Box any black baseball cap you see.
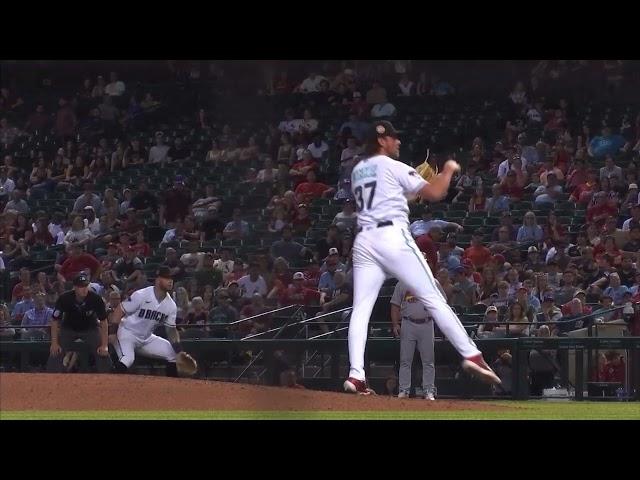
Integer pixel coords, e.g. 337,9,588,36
156,265,173,279
73,273,90,287
365,121,400,145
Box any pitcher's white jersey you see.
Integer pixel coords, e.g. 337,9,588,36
119,286,177,339
350,155,427,229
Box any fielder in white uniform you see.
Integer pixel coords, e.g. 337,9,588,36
111,266,182,377
344,120,500,394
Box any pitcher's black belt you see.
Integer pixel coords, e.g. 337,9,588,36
357,221,393,233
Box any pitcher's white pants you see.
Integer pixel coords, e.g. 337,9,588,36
114,326,177,368
348,224,480,381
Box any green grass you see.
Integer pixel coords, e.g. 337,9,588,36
2,402,639,420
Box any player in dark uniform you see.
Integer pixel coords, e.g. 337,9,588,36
47,273,112,373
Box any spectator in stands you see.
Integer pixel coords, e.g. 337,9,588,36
73,182,102,215
149,131,170,164
238,293,271,335
160,220,185,246
501,169,525,200
113,246,144,289
339,114,368,142
168,136,191,161
223,208,250,239
505,302,529,336
270,271,320,307
307,134,329,160
534,173,563,205
208,289,238,337
409,208,462,238
11,267,31,302
24,104,51,133
237,263,268,299
477,305,501,338
63,217,94,248
194,252,223,288
332,199,357,233
256,156,278,183
11,285,34,324
4,191,29,215
449,266,477,307
0,117,21,147
105,72,125,97
485,184,510,216
370,94,397,119
623,225,640,252
295,170,334,204
517,211,544,244
58,243,101,283
602,273,629,305
289,150,319,187
82,206,100,236
586,191,618,228
270,225,307,265
588,127,627,158
159,176,191,226
340,137,363,163
366,81,387,105
464,232,492,269
599,154,623,184
20,291,52,340
297,72,327,94
539,157,565,186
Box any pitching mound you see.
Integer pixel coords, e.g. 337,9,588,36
0,373,507,412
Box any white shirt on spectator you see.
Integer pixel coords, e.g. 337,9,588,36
526,108,542,123
341,146,363,162
64,228,94,246
622,217,637,231
497,160,512,180
299,75,326,93
398,81,414,96
161,229,179,245
300,119,318,133
307,141,329,160
257,168,278,183
0,178,15,194
237,275,268,298
105,80,126,96
278,119,303,134
84,218,101,235
371,103,396,118
149,144,170,163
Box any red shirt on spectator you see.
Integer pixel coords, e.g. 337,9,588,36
278,284,321,306
295,181,330,201
463,245,492,269
415,233,439,272
132,241,151,258
595,357,625,383
501,183,524,200
59,253,101,281
11,282,30,302
161,186,191,223
587,203,617,227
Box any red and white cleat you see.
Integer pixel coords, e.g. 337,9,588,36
462,354,502,385
344,377,376,395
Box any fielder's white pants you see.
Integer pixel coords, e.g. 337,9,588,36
114,326,177,368
348,224,480,381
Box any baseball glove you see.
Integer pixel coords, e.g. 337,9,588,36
176,351,198,376
415,160,438,181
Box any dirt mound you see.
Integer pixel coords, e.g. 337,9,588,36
0,373,506,412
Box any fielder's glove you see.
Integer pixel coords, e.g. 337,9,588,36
415,160,438,181
176,351,198,376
